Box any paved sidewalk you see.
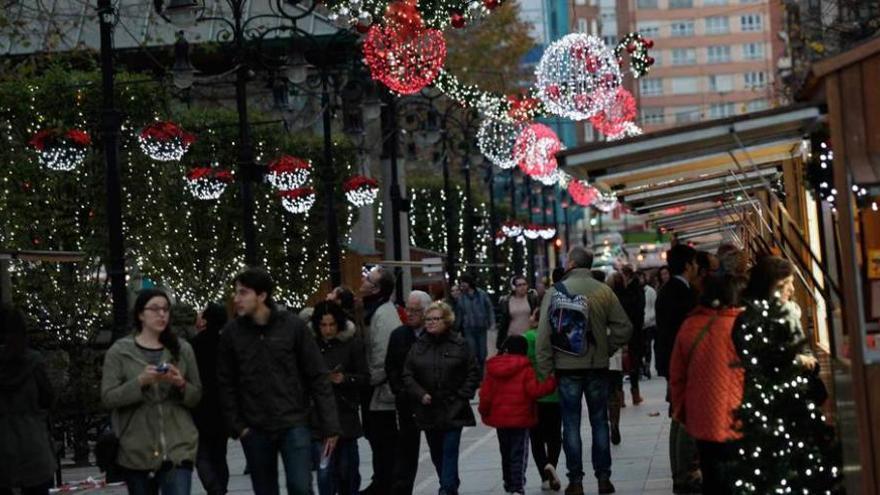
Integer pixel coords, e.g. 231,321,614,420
61,373,674,494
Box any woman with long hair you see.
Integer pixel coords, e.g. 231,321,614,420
101,289,202,494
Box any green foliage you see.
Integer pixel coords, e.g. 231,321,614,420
731,299,842,494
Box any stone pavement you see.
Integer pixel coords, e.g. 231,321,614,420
61,373,675,494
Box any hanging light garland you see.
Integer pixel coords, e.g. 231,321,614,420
279,187,316,214
138,120,196,161
614,32,655,78
328,0,505,31
501,219,523,238
523,223,541,239
494,230,506,246
538,226,556,240
593,190,619,212
266,155,311,190
535,33,622,121
343,175,380,207
590,86,637,139
184,167,233,200
28,128,91,171
513,123,564,178
534,169,562,186
568,179,598,206
477,117,523,169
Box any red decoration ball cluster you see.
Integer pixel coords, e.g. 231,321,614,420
140,121,196,145
590,87,637,138
28,128,92,150
343,175,380,192
567,179,598,207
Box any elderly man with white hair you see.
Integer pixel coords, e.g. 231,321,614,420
385,290,433,495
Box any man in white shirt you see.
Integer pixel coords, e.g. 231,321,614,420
639,270,657,378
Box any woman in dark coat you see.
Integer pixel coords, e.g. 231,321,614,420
190,302,229,495
310,302,369,495
0,305,56,495
403,301,480,495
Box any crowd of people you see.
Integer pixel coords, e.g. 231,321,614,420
0,241,823,495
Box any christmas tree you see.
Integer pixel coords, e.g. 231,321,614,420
731,298,842,494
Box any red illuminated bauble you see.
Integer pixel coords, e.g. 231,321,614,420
644,38,654,48
385,0,423,40
513,123,563,178
484,0,499,9
363,24,447,94
568,179,598,207
450,11,466,28
590,86,637,139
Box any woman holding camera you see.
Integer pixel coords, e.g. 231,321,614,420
101,289,202,494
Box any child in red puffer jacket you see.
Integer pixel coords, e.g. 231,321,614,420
479,335,556,495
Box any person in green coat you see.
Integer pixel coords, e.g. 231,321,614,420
524,314,563,491
101,289,202,494
0,305,56,495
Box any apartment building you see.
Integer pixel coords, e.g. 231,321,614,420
630,0,781,131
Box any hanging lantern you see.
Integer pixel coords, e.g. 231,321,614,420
535,34,622,121
477,118,523,170
513,123,564,177
267,155,311,190
593,190,618,212
343,175,380,207
523,223,541,239
568,179,598,206
362,14,447,95
28,128,91,171
279,187,316,214
138,121,196,161
502,220,523,238
184,167,233,200
590,86,638,139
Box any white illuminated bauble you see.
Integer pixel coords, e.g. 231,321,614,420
477,118,523,170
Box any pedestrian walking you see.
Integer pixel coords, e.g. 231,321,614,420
217,268,340,495
479,335,556,495
524,313,563,491
669,274,745,495
101,289,202,495
456,273,494,375
655,245,702,494
191,302,229,495
0,305,56,495
536,247,632,495
403,301,480,495
309,301,369,495
495,275,538,351
604,273,626,446
385,290,433,495
640,271,657,379
358,266,402,495
656,266,671,291
616,265,645,405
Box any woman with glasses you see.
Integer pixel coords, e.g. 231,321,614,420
101,289,202,494
403,301,480,495
495,275,538,352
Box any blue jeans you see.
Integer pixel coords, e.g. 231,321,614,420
557,372,612,483
424,428,463,494
311,438,359,495
463,327,487,374
240,426,311,495
124,465,192,495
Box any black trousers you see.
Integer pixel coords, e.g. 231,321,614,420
392,404,422,495
498,428,530,493
529,401,562,479
696,440,740,495
642,326,656,371
364,409,398,493
0,482,51,495
196,432,229,495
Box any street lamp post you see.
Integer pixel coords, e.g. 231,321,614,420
509,169,523,276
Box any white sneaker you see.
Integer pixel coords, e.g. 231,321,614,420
541,479,552,490
545,464,562,491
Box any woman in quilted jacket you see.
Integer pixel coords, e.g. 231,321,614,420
479,335,556,495
669,274,745,495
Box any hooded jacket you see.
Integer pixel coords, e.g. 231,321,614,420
100,336,202,471
478,354,556,429
310,320,369,439
0,349,56,487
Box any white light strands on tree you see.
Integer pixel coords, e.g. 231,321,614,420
184,167,233,200
343,175,380,207
536,34,622,121
28,129,92,171
266,155,311,190
477,118,522,169
513,123,564,178
593,190,618,212
279,187,316,214
138,121,196,161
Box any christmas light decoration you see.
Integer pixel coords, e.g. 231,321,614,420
363,14,447,95
606,121,643,141
184,167,233,200
568,179,598,206
343,175,380,207
266,155,311,190
590,86,637,138
523,223,541,239
477,118,523,169
138,120,196,161
513,123,564,177
593,190,618,212
535,34,623,121
502,219,523,237
28,128,91,171
494,230,506,245
534,169,561,186
538,226,556,240
433,70,546,123
279,187,316,214
806,137,836,204
328,0,507,30
614,32,655,78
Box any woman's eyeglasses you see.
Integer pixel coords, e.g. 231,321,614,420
424,317,443,322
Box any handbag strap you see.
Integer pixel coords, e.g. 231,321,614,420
686,314,718,364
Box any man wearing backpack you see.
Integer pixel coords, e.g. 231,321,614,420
536,247,632,495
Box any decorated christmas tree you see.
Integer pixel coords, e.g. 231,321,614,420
731,298,842,494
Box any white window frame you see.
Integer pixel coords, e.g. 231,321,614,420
707,45,732,63
672,48,697,65
742,42,764,60
740,14,763,32
744,71,767,88
709,74,735,92
640,107,665,125
671,20,695,37
671,77,700,95
705,16,730,35
709,102,736,118
640,78,663,96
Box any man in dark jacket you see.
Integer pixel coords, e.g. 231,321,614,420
618,265,646,404
655,245,701,494
217,268,341,495
385,290,432,495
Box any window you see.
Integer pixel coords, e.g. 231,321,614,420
637,22,660,39
709,74,735,92
705,16,729,34
671,20,695,37
673,106,701,123
742,42,765,60
746,99,769,112
603,35,618,47
671,77,700,94
640,78,663,96
637,0,658,8
710,103,736,118
577,18,588,33
744,71,767,88
641,107,665,125
703,0,727,5
575,0,587,5
672,48,697,65
741,14,763,32
669,0,693,8
707,45,732,63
